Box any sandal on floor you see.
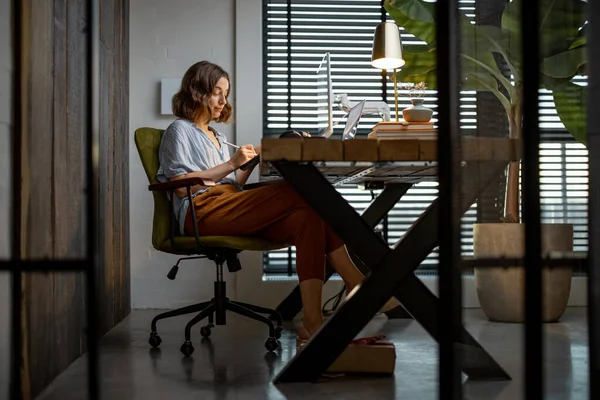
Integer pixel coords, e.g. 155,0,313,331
296,337,308,348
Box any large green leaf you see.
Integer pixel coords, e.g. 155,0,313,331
461,72,494,91
569,33,586,50
502,0,586,58
396,50,513,111
394,50,438,88
472,25,521,80
386,0,586,145
386,0,519,96
542,47,587,79
552,82,587,145
386,0,500,61
540,74,576,90
461,53,515,100
385,0,437,46
462,73,511,113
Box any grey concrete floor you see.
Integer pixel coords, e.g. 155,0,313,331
35,307,589,400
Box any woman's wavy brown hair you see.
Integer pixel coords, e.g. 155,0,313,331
172,61,233,123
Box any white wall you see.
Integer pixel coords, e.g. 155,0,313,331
0,0,11,397
129,0,238,308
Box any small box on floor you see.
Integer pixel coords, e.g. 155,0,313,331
326,342,396,375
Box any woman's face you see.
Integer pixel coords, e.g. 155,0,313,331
207,76,229,120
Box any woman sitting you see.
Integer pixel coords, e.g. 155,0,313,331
157,61,399,344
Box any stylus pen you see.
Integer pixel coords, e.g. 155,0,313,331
222,140,239,149
223,140,260,171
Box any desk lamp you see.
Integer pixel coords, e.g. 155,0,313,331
371,21,405,122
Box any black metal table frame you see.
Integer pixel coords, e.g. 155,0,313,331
273,181,413,321
271,160,512,383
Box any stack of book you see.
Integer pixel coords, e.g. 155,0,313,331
367,121,436,140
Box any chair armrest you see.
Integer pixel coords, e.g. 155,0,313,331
243,179,287,191
148,177,216,192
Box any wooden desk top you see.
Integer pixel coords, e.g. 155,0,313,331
260,137,519,185
261,137,521,163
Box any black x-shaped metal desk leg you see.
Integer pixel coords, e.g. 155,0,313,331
273,161,511,383
272,183,413,321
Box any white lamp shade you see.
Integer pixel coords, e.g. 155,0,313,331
371,21,405,69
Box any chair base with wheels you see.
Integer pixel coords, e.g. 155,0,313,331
147,252,283,356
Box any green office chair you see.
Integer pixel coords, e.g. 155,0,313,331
134,127,288,355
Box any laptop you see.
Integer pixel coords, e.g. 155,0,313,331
318,99,366,140
341,99,365,140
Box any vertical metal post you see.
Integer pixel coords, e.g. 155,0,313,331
10,0,23,398
286,247,293,276
393,68,398,122
86,0,100,398
588,0,600,397
521,0,543,398
286,0,291,130
380,0,387,105
436,0,462,398
262,0,268,134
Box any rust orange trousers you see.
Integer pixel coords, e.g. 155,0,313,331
185,183,343,282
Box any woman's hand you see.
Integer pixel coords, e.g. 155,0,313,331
229,144,257,169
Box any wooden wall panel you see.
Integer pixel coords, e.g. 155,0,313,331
119,0,131,317
112,0,124,326
51,0,73,385
19,0,130,398
97,31,111,337
96,0,132,335
20,0,57,396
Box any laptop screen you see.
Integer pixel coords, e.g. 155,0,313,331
341,100,366,140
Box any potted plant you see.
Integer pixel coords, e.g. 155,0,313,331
385,0,587,322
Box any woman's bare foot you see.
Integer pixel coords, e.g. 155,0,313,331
296,319,322,347
297,324,311,341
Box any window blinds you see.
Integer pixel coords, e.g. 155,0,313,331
262,0,588,274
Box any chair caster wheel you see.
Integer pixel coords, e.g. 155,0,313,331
148,332,162,348
180,341,195,357
274,326,283,339
200,326,212,338
265,337,278,352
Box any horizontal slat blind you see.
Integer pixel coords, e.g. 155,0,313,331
263,0,477,274
264,0,387,137
262,0,588,275
264,0,474,136
537,80,588,255
540,142,588,251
